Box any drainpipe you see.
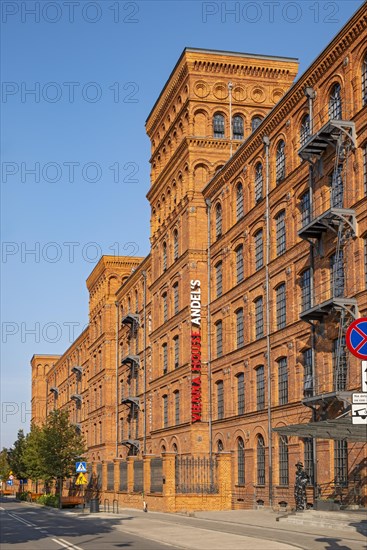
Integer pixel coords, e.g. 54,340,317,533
115,301,119,458
142,270,147,456
305,87,316,134
228,82,233,158
205,198,213,467
263,135,273,508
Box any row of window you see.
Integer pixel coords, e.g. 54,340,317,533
213,113,263,140
162,390,180,427
161,335,180,374
234,436,348,487
161,283,180,323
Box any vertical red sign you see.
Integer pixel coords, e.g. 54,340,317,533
190,280,201,422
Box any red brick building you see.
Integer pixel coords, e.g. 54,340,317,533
31,4,367,511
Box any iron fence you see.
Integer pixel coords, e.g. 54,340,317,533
175,456,218,494
107,462,114,491
133,460,144,493
150,458,163,493
119,461,127,492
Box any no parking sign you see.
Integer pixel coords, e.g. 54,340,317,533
346,318,367,360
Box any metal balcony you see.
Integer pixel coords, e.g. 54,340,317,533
121,439,140,451
71,366,83,376
298,207,357,240
70,393,82,404
121,354,140,368
298,119,356,161
121,313,140,327
300,296,358,323
50,387,59,396
121,396,140,407
302,390,352,408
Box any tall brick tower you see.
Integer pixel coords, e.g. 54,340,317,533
145,48,299,454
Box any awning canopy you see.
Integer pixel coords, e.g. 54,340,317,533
273,418,367,443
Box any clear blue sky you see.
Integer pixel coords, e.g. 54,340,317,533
1,0,364,448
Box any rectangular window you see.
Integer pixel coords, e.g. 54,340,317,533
255,297,264,339
237,373,245,415
364,145,367,196
163,293,168,322
300,190,310,227
216,262,223,297
174,336,179,369
236,246,244,283
279,436,289,486
276,211,286,256
303,348,313,397
217,381,224,420
163,395,168,428
216,321,223,358
236,308,244,348
162,343,168,375
330,251,344,298
304,438,314,485
278,357,288,405
175,391,180,425
173,283,179,315
256,366,265,410
276,284,286,329
333,337,347,391
334,440,348,486
255,230,263,270
301,269,312,311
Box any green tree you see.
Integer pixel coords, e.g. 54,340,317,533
23,425,45,483
8,430,27,479
0,447,10,481
39,410,86,484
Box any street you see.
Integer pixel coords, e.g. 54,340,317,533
0,498,177,550
1,497,366,550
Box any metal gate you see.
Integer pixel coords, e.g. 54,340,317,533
133,460,143,492
107,462,114,491
150,458,163,493
175,456,218,494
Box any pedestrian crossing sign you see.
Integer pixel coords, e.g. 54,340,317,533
76,473,87,485
76,461,87,473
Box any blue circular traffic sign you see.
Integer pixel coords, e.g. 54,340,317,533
346,318,367,360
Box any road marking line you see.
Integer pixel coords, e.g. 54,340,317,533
0,506,5,510
8,513,35,527
52,538,83,550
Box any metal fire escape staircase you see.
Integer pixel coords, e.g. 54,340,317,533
120,313,141,453
298,116,358,412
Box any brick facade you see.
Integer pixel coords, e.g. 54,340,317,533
31,4,367,511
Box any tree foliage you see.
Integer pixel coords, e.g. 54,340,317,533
0,447,10,480
8,430,27,479
9,410,86,484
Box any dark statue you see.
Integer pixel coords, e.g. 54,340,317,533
294,461,309,511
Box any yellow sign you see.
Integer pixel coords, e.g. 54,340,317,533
75,473,87,485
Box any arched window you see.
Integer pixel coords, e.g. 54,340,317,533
216,380,224,419
213,113,225,138
162,241,167,271
277,357,288,405
174,391,180,425
235,245,244,283
162,342,168,374
255,162,263,203
215,203,222,238
172,443,178,454
329,83,342,120
232,115,244,140
162,292,168,322
257,435,266,485
276,283,286,329
363,53,367,106
217,439,224,452
215,320,223,358
173,229,179,260
279,436,289,486
237,372,245,415
237,437,245,485
275,210,286,256
236,308,244,348
162,394,168,428
300,114,310,146
254,229,263,271
236,183,244,221
275,140,286,184
251,116,263,132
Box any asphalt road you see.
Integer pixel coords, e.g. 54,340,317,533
0,498,178,550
